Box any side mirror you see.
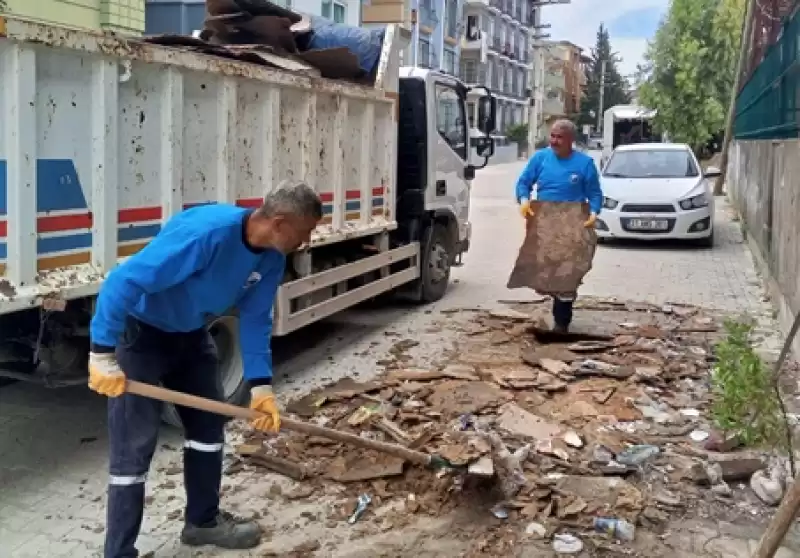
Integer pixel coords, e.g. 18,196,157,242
477,95,497,135
475,136,495,158
704,165,721,178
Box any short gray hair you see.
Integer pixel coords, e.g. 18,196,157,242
259,179,323,220
552,119,577,139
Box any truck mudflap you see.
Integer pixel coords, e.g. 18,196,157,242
272,242,419,335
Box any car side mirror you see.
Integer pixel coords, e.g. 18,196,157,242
477,95,497,135
704,166,721,178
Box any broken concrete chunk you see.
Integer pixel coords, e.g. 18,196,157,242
689,454,766,485
426,380,508,418
563,431,583,448
489,308,531,321
329,456,405,483
467,456,495,477
539,358,571,376
496,403,562,440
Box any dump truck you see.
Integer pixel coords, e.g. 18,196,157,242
0,15,497,413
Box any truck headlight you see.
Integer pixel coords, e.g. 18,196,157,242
679,194,709,210
603,197,619,210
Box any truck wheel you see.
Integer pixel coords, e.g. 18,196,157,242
162,314,249,427
419,224,452,303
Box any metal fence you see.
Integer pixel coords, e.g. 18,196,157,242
734,0,800,139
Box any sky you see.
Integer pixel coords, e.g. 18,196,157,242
542,0,669,78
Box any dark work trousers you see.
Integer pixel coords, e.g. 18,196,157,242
105,317,226,558
552,296,575,328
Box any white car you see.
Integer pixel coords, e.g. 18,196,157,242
595,143,720,247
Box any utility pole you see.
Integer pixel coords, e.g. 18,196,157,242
596,60,606,133
713,0,755,196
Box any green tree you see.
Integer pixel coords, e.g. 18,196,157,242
638,0,746,150
578,24,632,129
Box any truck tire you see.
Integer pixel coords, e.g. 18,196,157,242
162,314,249,427
419,223,452,303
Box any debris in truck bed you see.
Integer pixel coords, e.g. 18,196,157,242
140,0,386,83
225,296,793,555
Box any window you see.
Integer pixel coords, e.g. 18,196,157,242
435,84,467,160
333,3,345,23
321,0,346,22
419,38,432,68
603,149,699,179
443,49,456,74
445,0,458,38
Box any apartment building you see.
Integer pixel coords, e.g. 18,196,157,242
540,40,588,130
413,0,463,72
458,0,532,133
3,0,145,34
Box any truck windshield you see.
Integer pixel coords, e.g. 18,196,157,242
612,119,661,148
603,149,699,179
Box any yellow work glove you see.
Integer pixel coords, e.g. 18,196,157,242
519,200,535,218
583,213,597,228
88,352,127,397
250,385,281,434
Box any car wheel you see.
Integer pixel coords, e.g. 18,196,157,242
162,314,248,427
419,224,452,303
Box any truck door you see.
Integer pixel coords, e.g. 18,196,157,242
429,81,470,243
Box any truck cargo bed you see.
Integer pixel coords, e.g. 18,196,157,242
0,16,401,314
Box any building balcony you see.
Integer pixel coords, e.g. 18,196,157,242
462,32,487,56
464,0,490,6
460,67,487,85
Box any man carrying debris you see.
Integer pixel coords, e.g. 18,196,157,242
514,119,603,332
88,181,322,557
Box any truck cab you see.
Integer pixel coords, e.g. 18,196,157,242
394,67,495,301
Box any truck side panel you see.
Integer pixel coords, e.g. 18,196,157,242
0,16,399,315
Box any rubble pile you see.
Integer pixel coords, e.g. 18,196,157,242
139,0,386,83
231,297,787,554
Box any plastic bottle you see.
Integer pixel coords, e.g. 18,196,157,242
593,517,636,541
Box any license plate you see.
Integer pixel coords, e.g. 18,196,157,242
628,219,669,230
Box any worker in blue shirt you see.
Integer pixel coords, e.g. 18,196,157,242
515,119,603,333
88,181,322,557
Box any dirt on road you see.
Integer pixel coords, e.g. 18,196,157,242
139,297,800,557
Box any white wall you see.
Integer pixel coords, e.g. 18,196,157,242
291,0,361,27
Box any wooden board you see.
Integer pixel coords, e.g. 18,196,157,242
506,202,597,297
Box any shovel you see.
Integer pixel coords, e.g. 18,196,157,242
126,380,471,472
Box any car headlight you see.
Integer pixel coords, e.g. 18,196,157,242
603,197,619,210
679,193,709,210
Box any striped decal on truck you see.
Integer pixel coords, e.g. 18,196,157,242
0,158,390,272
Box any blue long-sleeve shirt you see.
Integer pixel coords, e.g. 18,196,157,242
90,204,286,382
515,147,603,215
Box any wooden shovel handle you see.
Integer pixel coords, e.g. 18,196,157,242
126,380,432,466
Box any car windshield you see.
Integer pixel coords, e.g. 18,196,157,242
603,149,699,179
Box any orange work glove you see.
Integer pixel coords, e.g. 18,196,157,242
583,213,597,228
519,200,535,218
250,385,281,434
88,352,127,397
